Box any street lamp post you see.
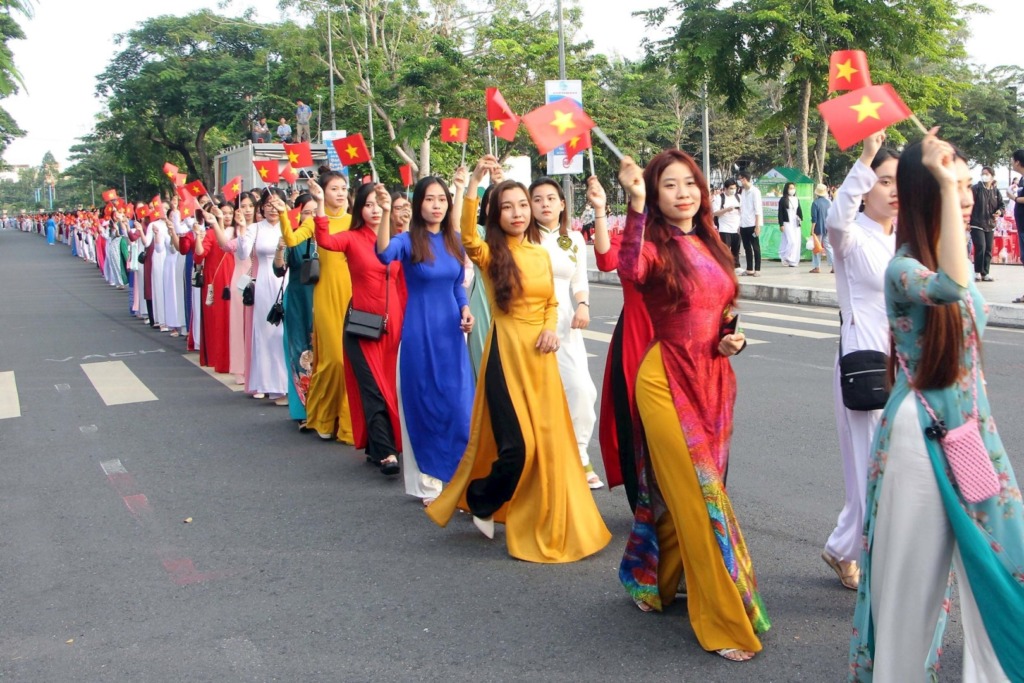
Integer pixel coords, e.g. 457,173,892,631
556,0,572,207
325,4,336,131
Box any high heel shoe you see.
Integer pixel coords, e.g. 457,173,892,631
472,515,494,539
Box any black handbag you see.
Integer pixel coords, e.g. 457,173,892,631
138,252,146,264
242,281,256,306
191,262,204,288
266,278,285,326
344,266,389,340
838,313,889,411
299,239,320,285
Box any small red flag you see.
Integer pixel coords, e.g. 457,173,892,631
522,99,595,156
818,84,912,151
222,176,243,203
149,199,165,220
331,133,372,167
491,116,520,143
163,162,178,180
115,198,127,211
180,193,198,219
440,118,470,143
486,88,516,122
829,50,872,92
185,179,207,198
399,164,414,188
101,189,118,202
281,164,299,185
137,205,150,219
175,185,191,203
283,141,313,168
173,173,187,188
564,130,592,163
286,206,302,228
253,160,280,184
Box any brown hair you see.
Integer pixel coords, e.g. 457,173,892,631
641,149,737,308
892,141,969,390
485,180,530,313
408,177,462,264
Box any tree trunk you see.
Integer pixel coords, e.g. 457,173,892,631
783,125,793,167
797,78,812,175
420,137,431,178
812,118,829,184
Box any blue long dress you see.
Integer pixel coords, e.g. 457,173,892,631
45,218,56,245
378,231,473,482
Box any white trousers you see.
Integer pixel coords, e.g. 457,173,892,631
396,345,443,500
555,328,597,469
870,396,1007,682
826,362,882,561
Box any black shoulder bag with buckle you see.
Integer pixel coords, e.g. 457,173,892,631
344,263,389,340
838,311,890,411
266,273,286,326
299,237,320,285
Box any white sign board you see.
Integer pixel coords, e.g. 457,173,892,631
544,80,584,176
322,130,349,175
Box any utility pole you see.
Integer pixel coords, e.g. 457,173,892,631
326,4,336,131
556,0,572,208
701,81,711,186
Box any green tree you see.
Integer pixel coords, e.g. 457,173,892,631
0,0,32,162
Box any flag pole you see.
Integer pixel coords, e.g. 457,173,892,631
461,142,467,168
592,127,624,161
909,113,930,136
486,123,493,157
588,147,595,178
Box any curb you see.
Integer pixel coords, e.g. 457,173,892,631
588,269,1024,329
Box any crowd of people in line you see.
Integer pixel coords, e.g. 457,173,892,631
13,134,1024,680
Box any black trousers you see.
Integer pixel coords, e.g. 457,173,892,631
720,232,741,268
342,321,398,462
609,315,638,512
146,299,155,327
971,228,994,276
740,226,761,272
466,335,526,519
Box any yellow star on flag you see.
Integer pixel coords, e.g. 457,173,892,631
232,183,241,192
287,151,299,164
448,124,461,138
850,96,884,123
345,144,359,159
568,136,580,149
550,109,576,136
258,167,268,178
492,119,504,131
834,59,858,83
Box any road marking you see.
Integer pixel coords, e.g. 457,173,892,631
100,459,128,476
80,361,158,406
0,371,21,420
182,354,243,392
55,383,71,392
739,322,838,340
741,301,838,316
582,330,612,343
740,311,840,327
79,425,98,434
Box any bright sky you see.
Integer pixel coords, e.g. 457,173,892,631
3,0,1016,169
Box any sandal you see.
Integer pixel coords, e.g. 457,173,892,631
1013,296,1024,304
379,455,400,476
716,648,755,662
822,549,860,590
635,598,654,613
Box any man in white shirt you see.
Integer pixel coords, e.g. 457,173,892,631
738,172,763,276
714,178,742,268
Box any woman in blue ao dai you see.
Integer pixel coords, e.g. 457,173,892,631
377,177,475,504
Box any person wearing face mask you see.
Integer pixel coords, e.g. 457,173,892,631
713,178,742,269
738,172,763,276
969,166,1005,282
822,132,900,591
777,182,803,267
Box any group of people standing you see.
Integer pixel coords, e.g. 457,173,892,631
29,131,1024,678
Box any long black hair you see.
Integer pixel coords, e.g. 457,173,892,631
408,176,461,264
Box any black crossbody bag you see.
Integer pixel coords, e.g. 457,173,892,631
299,238,320,285
344,265,389,340
838,312,889,411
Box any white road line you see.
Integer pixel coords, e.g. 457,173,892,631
0,371,21,420
740,322,838,340
181,354,244,392
581,330,613,343
740,301,838,315
100,459,128,476
740,311,840,327
80,361,159,406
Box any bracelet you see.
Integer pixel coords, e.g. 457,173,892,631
577,302,589,307
594,214,606,219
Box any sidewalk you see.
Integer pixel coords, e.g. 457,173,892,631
586,245,1024,329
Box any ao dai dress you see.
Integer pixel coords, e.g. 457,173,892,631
377,231,473,496
536,228,598,475
238,220,288,396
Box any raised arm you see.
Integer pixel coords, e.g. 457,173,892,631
461,156,498,268
588,175,611,257
279,197,314,248
616,156,653,284
826,132,884,255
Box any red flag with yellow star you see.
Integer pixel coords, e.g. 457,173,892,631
162,162,179,181
179,193,198,220
101,189,118,203
331,133,372,167
440,118,470,143
287,206,302,229
173,173,187,188
522,99,595,155
253,160,280,184
486,88,515,121
280,164,299,185
222,176,243,203
491,116,519,143
829,50,871,92
137,204,150,219
564,130,592,163
399,164,414,188
185,179,208,198
283,141,313,168
818,84,912,150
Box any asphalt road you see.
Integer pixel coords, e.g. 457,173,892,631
2,228,1022,682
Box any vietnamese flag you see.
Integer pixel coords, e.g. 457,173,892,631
173,173,187,188
486,88,516,121
180,193,198,220
399,164,414,188
818,83,912,150
175,184,191,203
149,199,165,220
137,204,150,219
564,130,592,163
286,206,302,229
491,116,520,142
829,50,871,92
281,164,299,185
253,160,280,184
185,179,208,198
222,176,243,203
331,133,372,167
283,141,313,168
162,162,179,181
440,118,470,143
101,189,118,202
522,99,595,155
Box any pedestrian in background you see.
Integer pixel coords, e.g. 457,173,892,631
969,165,1004,282
738,171,763,276
809,183,832,273
295,100,312,143
777,181,803,267
1012,150,1024,303
714,177,742,269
